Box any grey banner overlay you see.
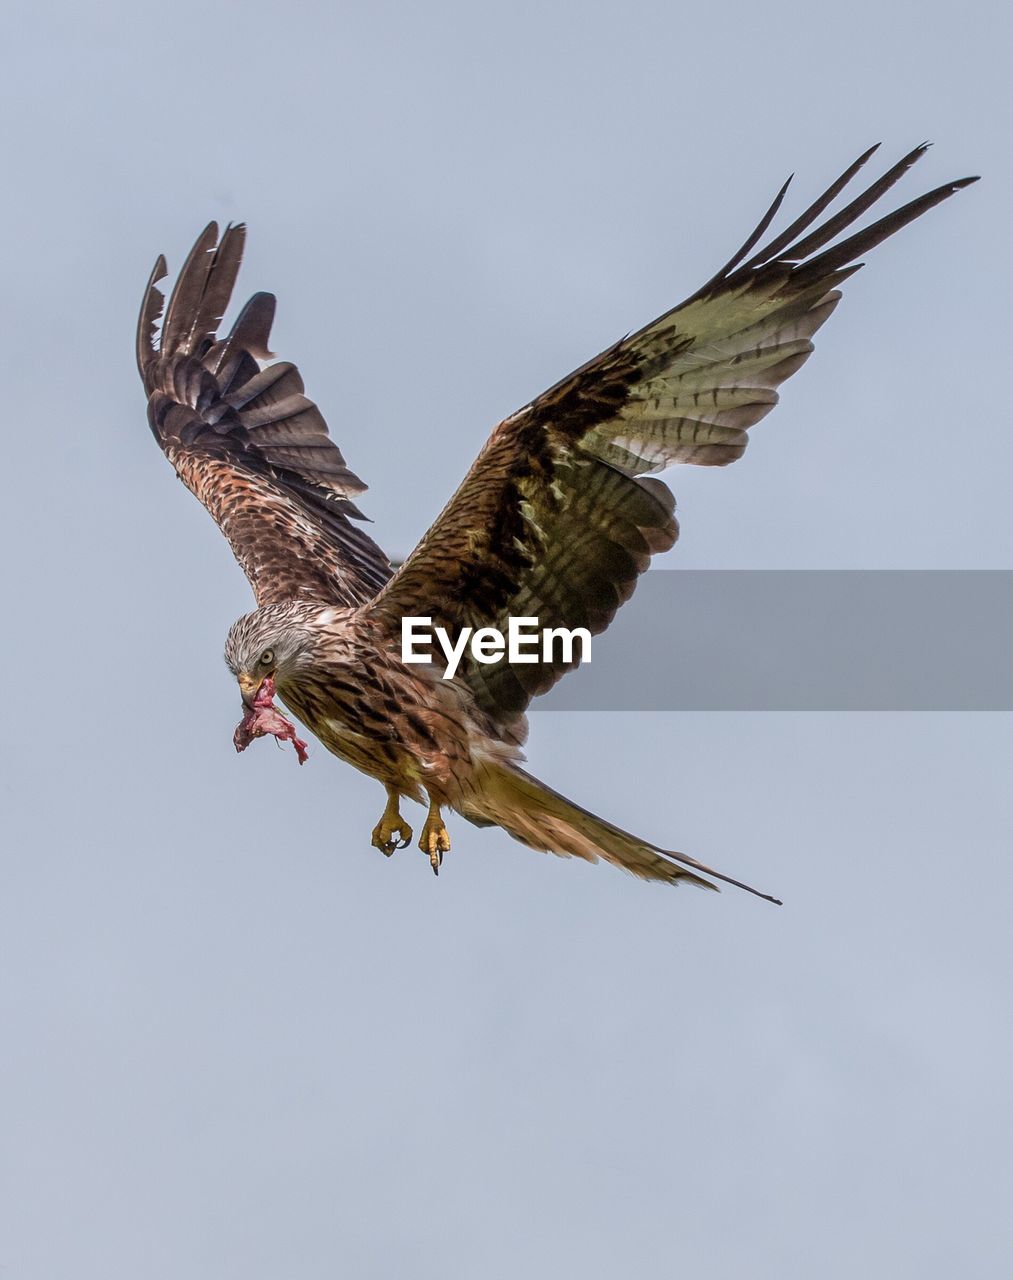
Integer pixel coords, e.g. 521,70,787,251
534,571,1013,711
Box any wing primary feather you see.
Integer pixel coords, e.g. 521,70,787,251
136,254,167,378
225,291,277,361
180,222,246,358
776,142,932,263
206,291,278,389
738,142,882,272
792,173,979,283
161,222,219,357
687,173,793,302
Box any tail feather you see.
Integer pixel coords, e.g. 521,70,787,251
462,763,781,903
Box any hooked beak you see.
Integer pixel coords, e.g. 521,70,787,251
238,672,263,709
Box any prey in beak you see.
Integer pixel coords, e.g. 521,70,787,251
233,672,309,765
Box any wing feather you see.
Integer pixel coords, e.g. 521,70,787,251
138,223,391,606
369,146,977,739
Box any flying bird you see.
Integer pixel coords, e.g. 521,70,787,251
137,143,976,901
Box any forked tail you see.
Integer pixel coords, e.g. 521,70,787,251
461,762,781,903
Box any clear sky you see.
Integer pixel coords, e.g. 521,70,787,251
1,2,1010,1277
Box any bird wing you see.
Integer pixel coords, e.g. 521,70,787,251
138,223,392,607
368,145,977,739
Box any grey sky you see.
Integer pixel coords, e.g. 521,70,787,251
1,2,1010,1277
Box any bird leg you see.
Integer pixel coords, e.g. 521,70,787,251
371,786,413,857
419,794,451,875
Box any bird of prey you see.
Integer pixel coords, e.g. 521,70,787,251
137,143,975,902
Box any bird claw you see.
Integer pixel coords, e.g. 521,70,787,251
419,820,451,875
371,815,413,857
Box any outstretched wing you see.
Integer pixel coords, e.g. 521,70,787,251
368,144,977,739
138,223,392,607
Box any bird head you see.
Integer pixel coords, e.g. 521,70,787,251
224,605,314,707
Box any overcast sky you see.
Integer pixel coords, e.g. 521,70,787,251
2,2,1011,1277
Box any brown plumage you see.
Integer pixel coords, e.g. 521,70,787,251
138,143,976,899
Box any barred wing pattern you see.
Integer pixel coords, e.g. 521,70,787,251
138,223,391,607
370,144,976,738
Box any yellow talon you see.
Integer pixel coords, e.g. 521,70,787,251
419,814,451,875
371,790,413,856
371,815,413,856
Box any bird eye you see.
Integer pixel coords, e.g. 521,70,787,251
259,648,275,668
